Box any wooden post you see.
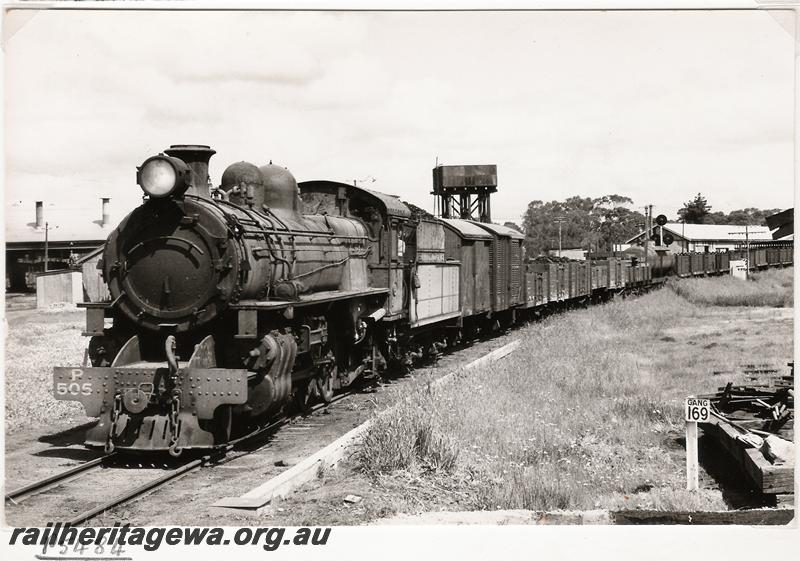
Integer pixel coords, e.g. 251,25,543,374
643,206,649,263
684,396,708,491
686,420,699,490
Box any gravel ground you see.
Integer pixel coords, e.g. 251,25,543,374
3,304,516,526
5,306,91,434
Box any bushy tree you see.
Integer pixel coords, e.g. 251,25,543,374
723,208,783,226
704,211,727,224
597,206,646,249
677,193,713,224
676,197,784,225
521,195,644,256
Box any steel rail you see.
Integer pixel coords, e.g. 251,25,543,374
65,455,212,526
12,334,486,522
60,392,354,525
5,453,116,504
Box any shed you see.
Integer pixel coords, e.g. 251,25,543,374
625,223,783,254
5,199,117,291
35,270,83,308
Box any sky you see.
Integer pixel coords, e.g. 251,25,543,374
3,8,796,230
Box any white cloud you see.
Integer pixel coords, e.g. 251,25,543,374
3,9,794,227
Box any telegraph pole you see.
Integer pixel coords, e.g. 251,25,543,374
558,221,562,258
746,225,751,275
44,221,49,272
682,219,686,252
728,226,752,279
554,217,566,258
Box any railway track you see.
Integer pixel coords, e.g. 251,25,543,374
5,393,352,526
5,453,115,505
6,328,520,526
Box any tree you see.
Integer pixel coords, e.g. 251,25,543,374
521,194,644,257
680,205,785,226
723,208,783,226
704,211,727,225
597,206,646,250
503,221,523,233
677,193,713,224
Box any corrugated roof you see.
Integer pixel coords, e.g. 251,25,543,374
625,222,778,244
663,223,774,241
439,218,493,239
470,221,525,239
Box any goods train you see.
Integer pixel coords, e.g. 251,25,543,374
621,244,792,279
53,145,792,455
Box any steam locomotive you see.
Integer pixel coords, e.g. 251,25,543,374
52,145,789,455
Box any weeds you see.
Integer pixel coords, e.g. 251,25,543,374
355,391,460,475
355,282,792,513
414,424,460,472
669,267,793,307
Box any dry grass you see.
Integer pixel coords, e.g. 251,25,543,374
356,391,460,475
4,307,89,432
354,283,793,513
669,267,793,308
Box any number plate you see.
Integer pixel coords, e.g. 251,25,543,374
685,397,710,422
54,366,248,419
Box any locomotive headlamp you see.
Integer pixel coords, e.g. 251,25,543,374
137,155,191,198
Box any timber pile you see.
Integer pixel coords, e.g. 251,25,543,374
699,364,794,508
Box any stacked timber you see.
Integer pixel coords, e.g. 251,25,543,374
699,366,794,508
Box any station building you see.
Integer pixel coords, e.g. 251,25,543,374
625,222,793,255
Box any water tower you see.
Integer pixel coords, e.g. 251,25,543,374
432,164,497,223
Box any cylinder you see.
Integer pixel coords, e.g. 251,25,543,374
35,201,44,229
101,197,110,227
164,145,217,198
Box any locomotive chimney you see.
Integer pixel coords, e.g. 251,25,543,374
35,201,44,229
164,144,217,197
101,197,111,227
